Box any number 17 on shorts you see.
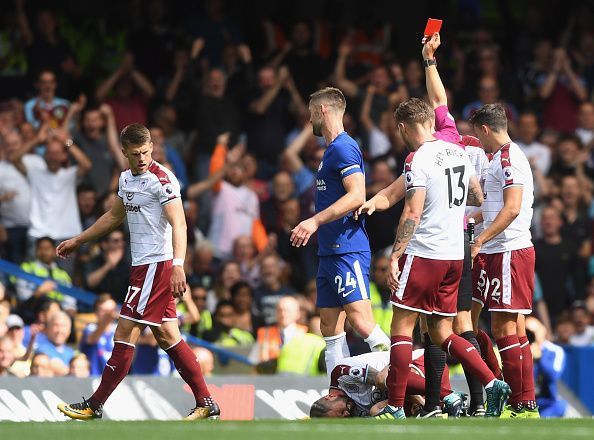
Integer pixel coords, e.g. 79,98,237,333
316,251,371,308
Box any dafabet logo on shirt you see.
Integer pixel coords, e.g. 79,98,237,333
125,203,141,213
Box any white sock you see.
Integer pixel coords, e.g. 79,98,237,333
324,332,348,377
364,325,391,351
341,335,350,358
485,379,496,389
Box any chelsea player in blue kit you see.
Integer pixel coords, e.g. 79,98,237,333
290,87,390,374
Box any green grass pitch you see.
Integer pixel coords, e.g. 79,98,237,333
1,419,594,440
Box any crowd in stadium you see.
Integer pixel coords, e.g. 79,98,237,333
1,0,594,382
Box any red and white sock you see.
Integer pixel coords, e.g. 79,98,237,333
442,334,495,387
90,341,135,408
496,335,523,405
166,340,212,406
476,329,503,380
519,335,536,408
386,335,412,408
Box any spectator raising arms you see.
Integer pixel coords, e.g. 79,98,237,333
207,134,265,259
95,53,155,131
538,48,588,133
247,66,306,176
65,98,126,196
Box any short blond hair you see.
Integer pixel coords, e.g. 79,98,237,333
309,87,346,112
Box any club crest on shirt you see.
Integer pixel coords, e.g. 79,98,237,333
139,179,148,191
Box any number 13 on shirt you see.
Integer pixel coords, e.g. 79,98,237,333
445,165,466,208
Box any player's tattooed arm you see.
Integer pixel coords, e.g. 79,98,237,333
392,219,417,255
466,175,484,207
387,187,424,291
391,188,421,255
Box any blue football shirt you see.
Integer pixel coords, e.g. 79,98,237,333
36,340,75,366
315,132,370,256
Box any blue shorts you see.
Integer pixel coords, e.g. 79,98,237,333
316,251,371,308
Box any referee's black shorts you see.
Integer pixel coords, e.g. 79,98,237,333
457,232,473,311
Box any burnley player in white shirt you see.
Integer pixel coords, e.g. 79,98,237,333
55,124,218,421
374,98,510,421
468,104,540,418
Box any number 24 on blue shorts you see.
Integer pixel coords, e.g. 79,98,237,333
316,251,371,308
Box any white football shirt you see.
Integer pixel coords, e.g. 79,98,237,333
403,139,475,260
117,161,181,266
481,142,534,253
330,350,424,416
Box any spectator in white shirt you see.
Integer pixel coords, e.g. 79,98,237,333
11,128,91,263
515,111,551,175
207,138,261,260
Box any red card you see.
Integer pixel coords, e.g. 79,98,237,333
424,18,443,38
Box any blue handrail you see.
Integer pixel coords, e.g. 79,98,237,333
0,258,255,366
0,258,98,304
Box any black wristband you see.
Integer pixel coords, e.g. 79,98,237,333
423,58,437,67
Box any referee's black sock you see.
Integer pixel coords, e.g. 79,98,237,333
460,330,484,407
423,332,445,410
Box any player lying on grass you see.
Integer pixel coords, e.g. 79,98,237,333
309,350,466,418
